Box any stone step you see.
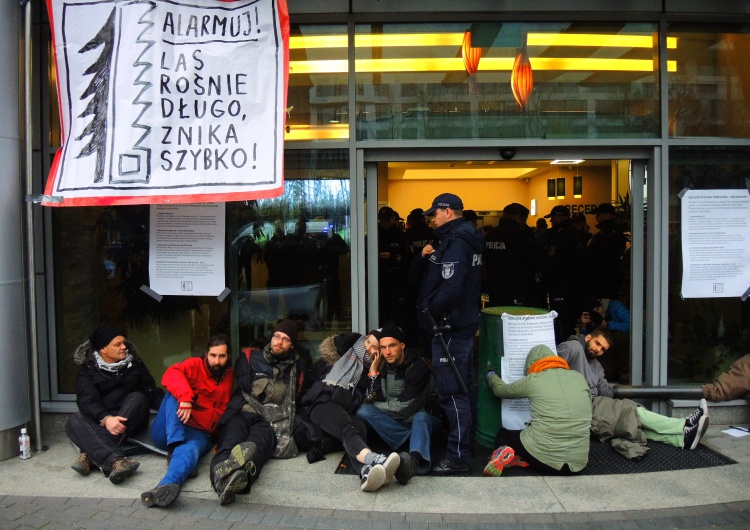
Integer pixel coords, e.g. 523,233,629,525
670,399,750,425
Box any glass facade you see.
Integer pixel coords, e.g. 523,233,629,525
668,24,750,138
36,9,750,399
355,22,660,140
667,147,750,385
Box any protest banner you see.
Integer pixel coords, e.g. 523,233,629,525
44,0,289,206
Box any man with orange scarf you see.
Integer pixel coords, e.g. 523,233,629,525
485,345,592,475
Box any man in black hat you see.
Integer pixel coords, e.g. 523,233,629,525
584,203,627,300
541,205,584,343
206,319,308,505
483,203,536,307
378,206,407,327
66,326,164,485
415,192,484,475
356,322,438,480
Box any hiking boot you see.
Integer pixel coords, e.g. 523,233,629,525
215,469,249,506
108,456,139,485
394,451,416,485
167,449,198,479
212,442,258,484
684,415,710,450
432,457,470,476
360,464,386,492
141,483,181,508
684,399,708,429
483,446,515,477
71,453,92,476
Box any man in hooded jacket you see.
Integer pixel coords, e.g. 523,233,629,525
414,192,484,475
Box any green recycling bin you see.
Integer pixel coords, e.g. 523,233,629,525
476,306,551,448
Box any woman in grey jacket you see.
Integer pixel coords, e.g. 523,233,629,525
485,345,592,475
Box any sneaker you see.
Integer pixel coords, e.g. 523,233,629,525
684,399,708,429
394,452,416,485
360,464,386,492
431,457,470,476
108,456,139,485
71,453,92,476
483,446,515,477
141,483,181,508
215,469,249,506
507,454,530,468
684,415,710,450
212,442,258,484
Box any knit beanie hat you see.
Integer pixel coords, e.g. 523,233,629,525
274,319,303,345
89,326,122,352
378,322,405,344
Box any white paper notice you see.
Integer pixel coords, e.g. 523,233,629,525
680,189,750,299
149,203,226,296
500,312,558,430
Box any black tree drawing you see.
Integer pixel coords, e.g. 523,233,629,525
75,8,116,183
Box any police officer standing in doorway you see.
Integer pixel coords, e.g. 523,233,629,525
415,193,484,475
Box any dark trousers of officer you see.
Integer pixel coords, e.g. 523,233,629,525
309,401,369,474
65,391,150,472
210,410,275,492
431,334,476,466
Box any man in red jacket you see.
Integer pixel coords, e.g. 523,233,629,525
141,334,234,508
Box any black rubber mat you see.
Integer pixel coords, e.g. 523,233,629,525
334,437,735,477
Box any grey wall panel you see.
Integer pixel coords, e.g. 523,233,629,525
0,2,19,141
0,136,23,283
288,0,350,15
665,0,750,15
0,283,30,428
351,0,661,14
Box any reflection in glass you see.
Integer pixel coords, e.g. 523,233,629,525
667,147,750,384
668,24,750,138
355,22,660,140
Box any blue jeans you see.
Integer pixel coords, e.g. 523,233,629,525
356,404,439,475
151,393,213,487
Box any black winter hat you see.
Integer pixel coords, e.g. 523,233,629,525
378,322,405,343
89,326,123,352
333,333,362,355
274,319,304,345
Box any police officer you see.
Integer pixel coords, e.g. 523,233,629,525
483,203,536,307
415,193,483,475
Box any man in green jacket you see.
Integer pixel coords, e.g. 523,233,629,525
485,344,592,475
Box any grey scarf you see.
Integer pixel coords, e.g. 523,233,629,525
94,351,133,374
323,335,370,388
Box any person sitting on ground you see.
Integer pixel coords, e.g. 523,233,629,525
702,354,750,403
208,319,308,506
356,322,438,481
66,326,164,484
141,334,234,508
300,330,403,492
557,330,710,457
485,344,592,476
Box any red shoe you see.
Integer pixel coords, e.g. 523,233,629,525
483,446,515,477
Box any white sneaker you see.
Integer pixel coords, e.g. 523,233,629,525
360,464,386,492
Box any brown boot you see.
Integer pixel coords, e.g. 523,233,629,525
71,453,92,476
109,456,140,485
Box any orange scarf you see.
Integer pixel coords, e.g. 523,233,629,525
527,356,569,374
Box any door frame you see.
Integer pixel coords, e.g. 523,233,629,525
353,146,655,388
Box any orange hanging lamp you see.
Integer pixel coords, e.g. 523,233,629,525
461,31,482,93
511,42,533,111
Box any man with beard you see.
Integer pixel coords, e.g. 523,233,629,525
557,330,710,455
207,319,308,505
141,334,234,508
415,193,484,475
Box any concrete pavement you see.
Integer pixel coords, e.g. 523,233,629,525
0,414,748,529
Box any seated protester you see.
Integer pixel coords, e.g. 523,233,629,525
702,354,750,403
356,323,438,481
485,345,592,476
209,319,308,506
66,326,164,484
557,330,710,458
301,330,402,492
141,334,233,508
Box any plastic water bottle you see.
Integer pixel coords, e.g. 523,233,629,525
19,428,31,459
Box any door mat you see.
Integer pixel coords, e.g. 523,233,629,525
334,438,735,477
